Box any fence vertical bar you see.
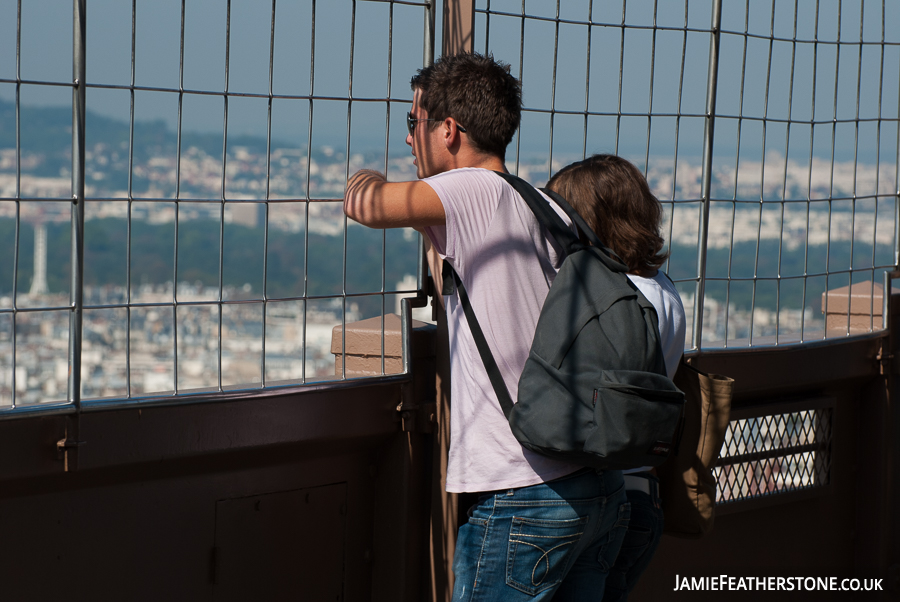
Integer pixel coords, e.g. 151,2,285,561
871,0,886,299
301,0,317,384
613,2,626,154
581,0,593,160
803,0,822,341
424,0,435,67
667,1,690,280
723,0,751,348
11,0,22,408
69,0,87,408
261,0,277,388
60,0,88,468
383,1,394,376
517,0,525,173
172,0,187,395
421,1,435,287
894,0,900,274
747,3,777,347
642,0,659,176
125,0,137,397
341,1,356,380
691,0,723,351
776,0,801,344
218,0,232,392
855,3,867,323
546,1,559,181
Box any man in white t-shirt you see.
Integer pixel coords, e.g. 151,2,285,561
344,53,628,601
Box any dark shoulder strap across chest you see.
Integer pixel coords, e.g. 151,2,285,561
442,171,627,417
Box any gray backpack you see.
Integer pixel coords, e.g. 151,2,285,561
446,171,685,470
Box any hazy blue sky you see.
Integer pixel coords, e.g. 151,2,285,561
1,0,897,164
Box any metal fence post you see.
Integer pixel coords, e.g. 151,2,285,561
424,0,435,66
62,0,87,469
692,0,723,351
69,0,86,406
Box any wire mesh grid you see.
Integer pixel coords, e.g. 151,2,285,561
0,0,432,410
714,406,832,503
474,0,900,351
2,0,899,413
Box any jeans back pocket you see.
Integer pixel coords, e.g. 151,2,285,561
505,515,589,596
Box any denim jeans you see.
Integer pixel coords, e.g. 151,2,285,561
451,468,630,601
603,474,663,602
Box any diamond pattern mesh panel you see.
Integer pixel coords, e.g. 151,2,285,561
714,408,832,504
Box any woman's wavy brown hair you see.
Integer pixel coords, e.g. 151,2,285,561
546,154,668,273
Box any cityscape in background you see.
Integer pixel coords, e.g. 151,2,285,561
1,103,897,405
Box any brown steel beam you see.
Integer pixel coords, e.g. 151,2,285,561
425,4,476,601
443,0,474,56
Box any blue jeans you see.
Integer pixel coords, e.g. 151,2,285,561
603,474,664,602
451,468,630,601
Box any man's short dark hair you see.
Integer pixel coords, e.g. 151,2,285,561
410,52,521,159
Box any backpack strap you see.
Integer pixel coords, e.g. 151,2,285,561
445,172,629,418
541,188,608,251
446,262,516,419
493,171,628,273
492,171,581,254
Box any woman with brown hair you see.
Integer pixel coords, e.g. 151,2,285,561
547,154,686,601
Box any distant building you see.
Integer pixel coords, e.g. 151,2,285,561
29,223,48,295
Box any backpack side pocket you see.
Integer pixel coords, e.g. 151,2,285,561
584,370,684,470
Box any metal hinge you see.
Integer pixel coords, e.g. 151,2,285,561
876,343,898,376
396,401,436,433
56,436,86,472
56,437,86,458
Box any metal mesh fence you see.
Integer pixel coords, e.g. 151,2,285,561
714,403,832,503
472,0,893,503
0,0,432,410
475,0,900,350
1,0,899,415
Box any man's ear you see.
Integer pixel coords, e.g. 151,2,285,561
443,118,463,150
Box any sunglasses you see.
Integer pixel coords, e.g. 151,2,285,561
406,111,468,135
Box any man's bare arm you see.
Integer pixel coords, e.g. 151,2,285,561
344,169,445,229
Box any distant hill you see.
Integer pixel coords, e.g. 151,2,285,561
0,97,303,177
666,237,892,313
0,217,420,316
1,214,887,315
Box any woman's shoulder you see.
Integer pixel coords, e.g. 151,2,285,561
628,271,684,310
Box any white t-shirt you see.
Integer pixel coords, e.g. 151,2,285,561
423,168,582,493
623,271,687,476
626,271,686,380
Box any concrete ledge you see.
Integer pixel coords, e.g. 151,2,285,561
331,313,436,376
822,281,884,333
